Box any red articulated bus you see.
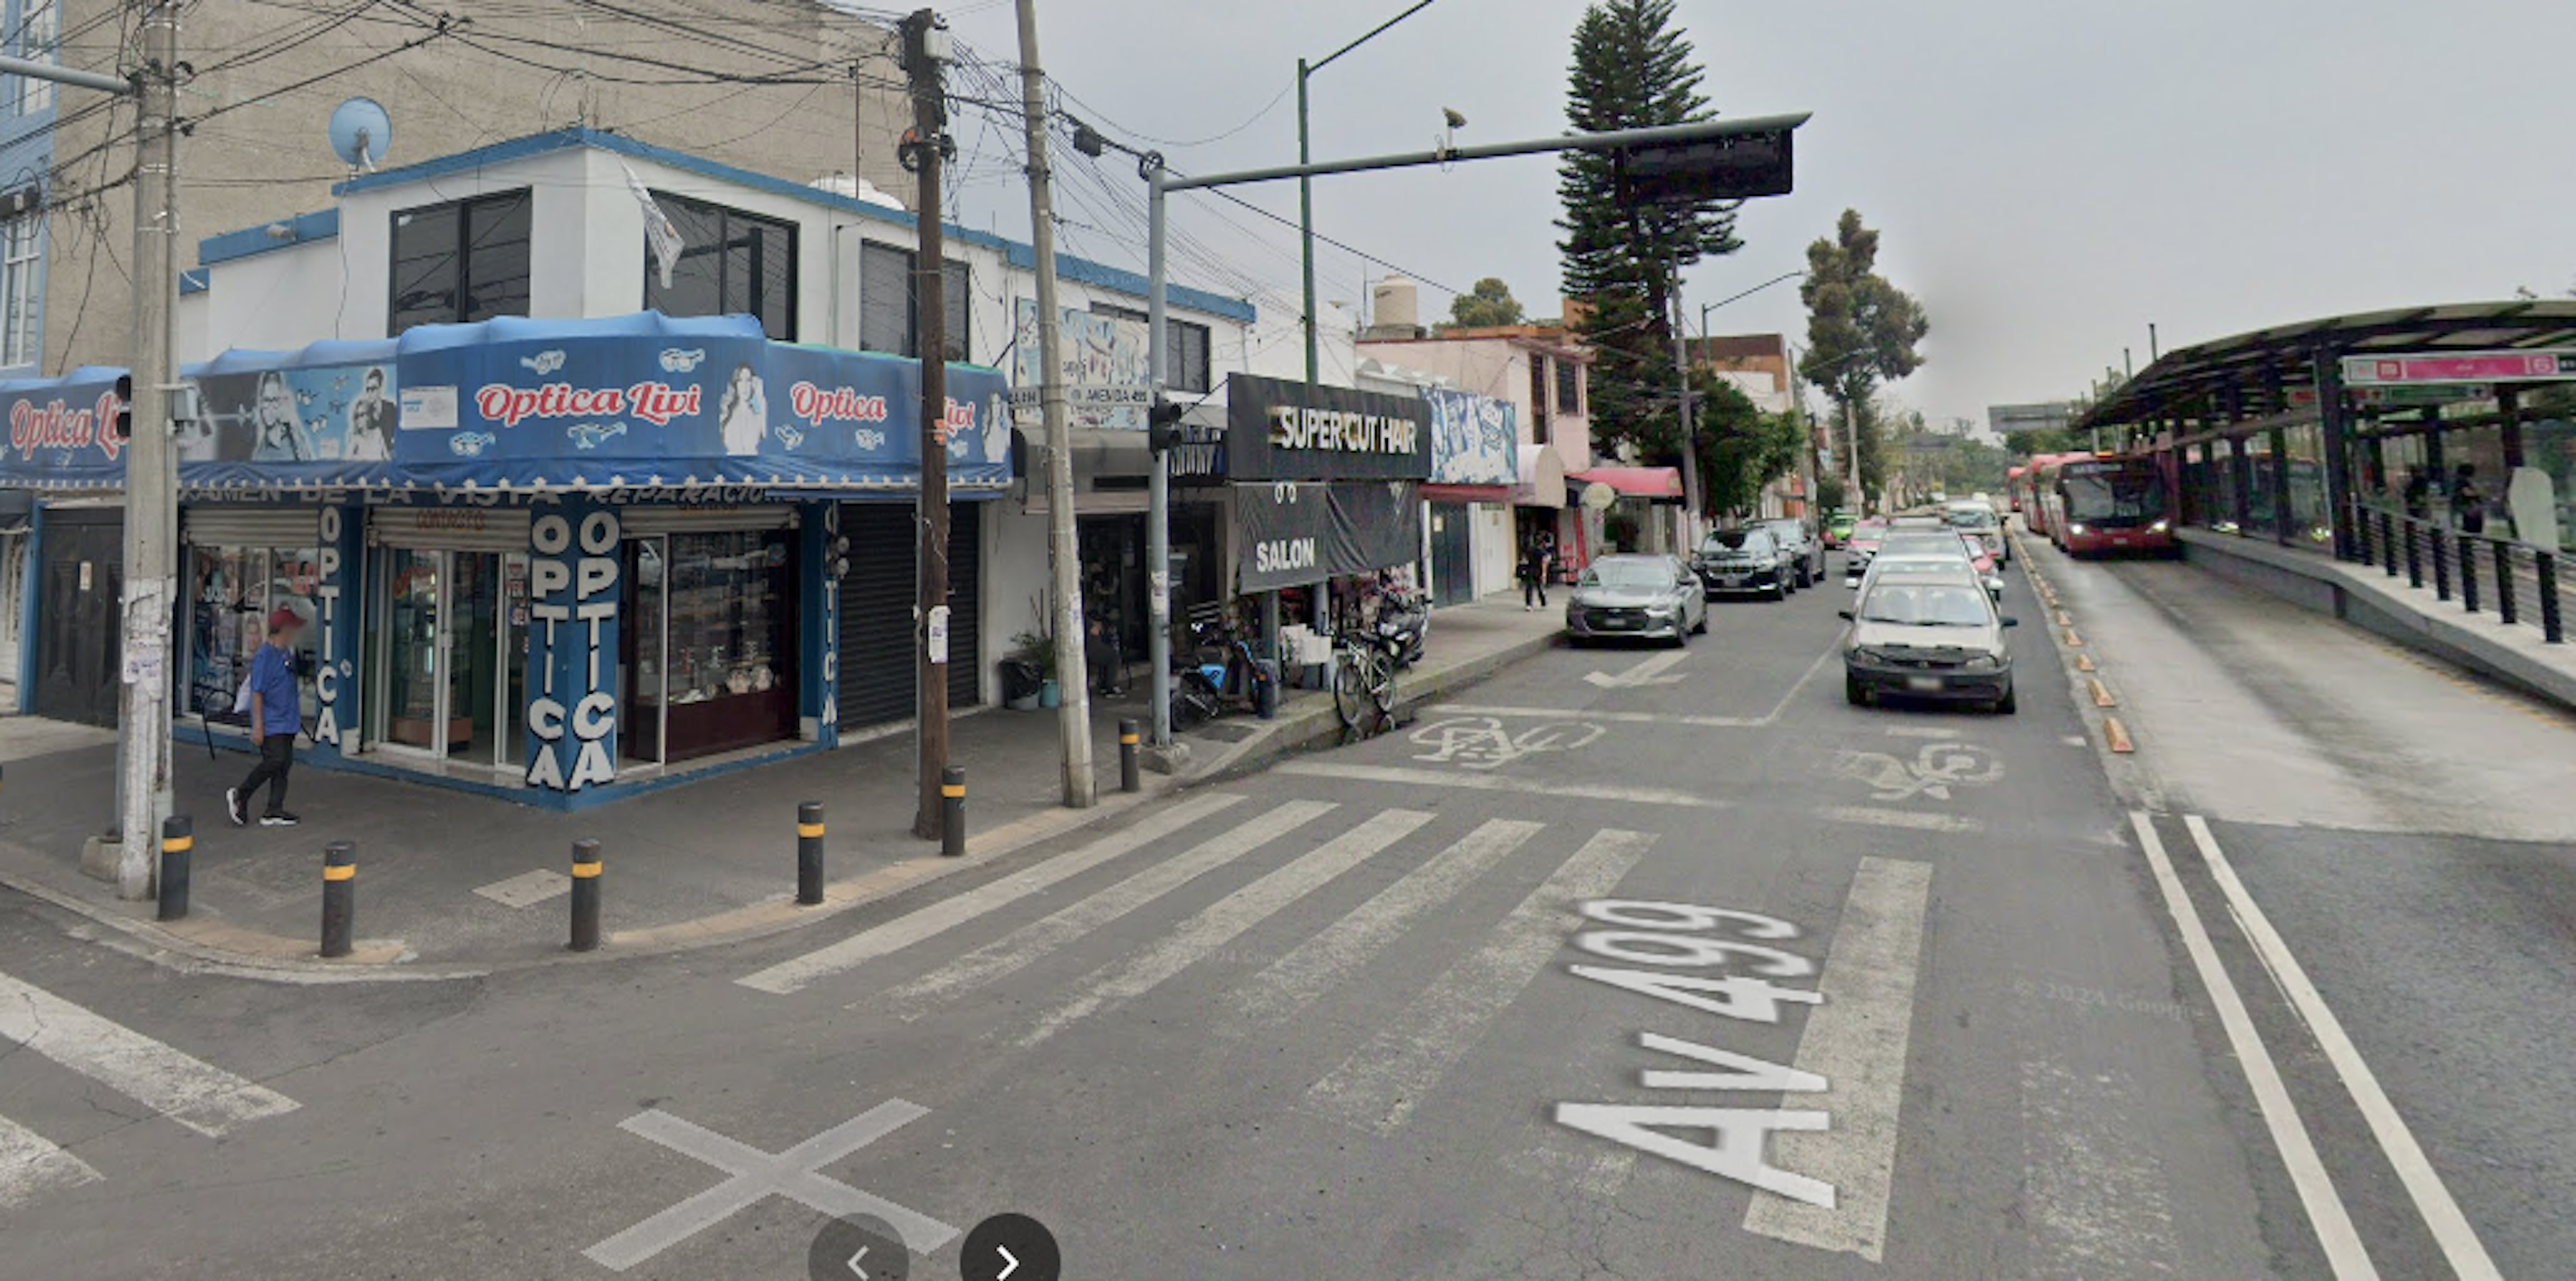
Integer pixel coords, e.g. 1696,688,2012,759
2005,464,2028,513
2019,452,2088,542
2047,453,2176,558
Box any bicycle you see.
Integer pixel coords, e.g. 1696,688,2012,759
1332,628,1402,735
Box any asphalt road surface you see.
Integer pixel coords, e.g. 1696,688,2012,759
1,548,2561,1279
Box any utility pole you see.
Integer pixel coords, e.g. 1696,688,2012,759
1845,397,1864,518
902,9,952,841
1145,158,1173,748
116,1,181,900
1012,0,1093,807
1668,256,1699,539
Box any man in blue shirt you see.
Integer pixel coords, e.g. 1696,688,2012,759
227,608,306,827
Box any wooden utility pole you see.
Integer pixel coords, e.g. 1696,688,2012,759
904,9,952,841
1012,0,1094,807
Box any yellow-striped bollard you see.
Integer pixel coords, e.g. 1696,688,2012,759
321,840,356,958
1119,719,1141,793
797,802,826,906
942,767,967,858
157,815,192,922
569,838,602,952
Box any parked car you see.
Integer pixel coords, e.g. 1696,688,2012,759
1693,527,1794,601
1945,500,2009,564
1841,570,2019,713
1843,517,1890,574
1851,552,1997,605
1822,510,1857,549
1566,554,1708,647
1754,518,1825,588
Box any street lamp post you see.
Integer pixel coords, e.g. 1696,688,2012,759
1298,0,1442,398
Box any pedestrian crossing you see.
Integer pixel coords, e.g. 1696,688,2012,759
740,792,1678,1154
0,970,300,1209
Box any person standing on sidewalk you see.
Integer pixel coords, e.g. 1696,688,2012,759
227,609,305,827
1519,534,1555,611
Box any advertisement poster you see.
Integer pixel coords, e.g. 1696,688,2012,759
1010,299,1152,431
1425,387,1519,487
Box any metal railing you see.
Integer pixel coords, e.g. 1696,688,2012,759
2351,501,2565,644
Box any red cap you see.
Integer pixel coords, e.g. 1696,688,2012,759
268,607,305,633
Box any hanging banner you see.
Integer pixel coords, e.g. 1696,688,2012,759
1224,373,1431,482
1426,387,1518,486
0,366,127,490
1010,300,1152,431
1234,480,1421,592
391,313,1012,493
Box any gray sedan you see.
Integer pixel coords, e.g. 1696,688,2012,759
1566,554,1709,647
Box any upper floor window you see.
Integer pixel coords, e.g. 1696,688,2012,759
1556,358,1581,415
643,192,796,340
1093,303,1211,393
1527,356,1552,444
1,213,38,367
389,189,532,334
859,241,969,362
11,1,56,116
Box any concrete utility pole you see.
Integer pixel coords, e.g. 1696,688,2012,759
903,9,953,841
1845,397,1864,517
116,1,182,900
1144,158,1172,748
1668,258,1699,537
1012,0,1094,807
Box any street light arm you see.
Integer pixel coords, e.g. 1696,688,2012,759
1697,270,1806,335
1309,0,1442,76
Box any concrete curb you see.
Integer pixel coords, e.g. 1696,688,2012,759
0,772,1187,984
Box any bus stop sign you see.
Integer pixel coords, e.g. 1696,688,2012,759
2341,350,2576,386
1611,128,1794,205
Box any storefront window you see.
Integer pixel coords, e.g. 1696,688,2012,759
629,529,796,764
186,545,319,725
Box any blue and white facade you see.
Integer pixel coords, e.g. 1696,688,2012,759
1,127,1270,809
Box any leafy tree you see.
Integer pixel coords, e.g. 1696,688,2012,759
1557,0,1741,490
1796,210,1927,508
1440,277,1526,331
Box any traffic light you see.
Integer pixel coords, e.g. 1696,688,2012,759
1147,398,1185,455
109,374,132,442
1613,129,1794,206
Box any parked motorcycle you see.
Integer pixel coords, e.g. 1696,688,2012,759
1362,576,1429,670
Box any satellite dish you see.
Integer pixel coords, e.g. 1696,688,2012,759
329,97,392,171
1580,481,1617,512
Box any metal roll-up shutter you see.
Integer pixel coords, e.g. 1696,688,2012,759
838,504,916,729
946,509,980,709
370,507,533,553
183,508,322,548
621,506,796,537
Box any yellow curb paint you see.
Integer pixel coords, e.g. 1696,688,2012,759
2104,717,2135,754
2089,678,2117,708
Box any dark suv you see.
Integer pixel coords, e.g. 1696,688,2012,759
1693,527,1793,601
1755,518,1824,588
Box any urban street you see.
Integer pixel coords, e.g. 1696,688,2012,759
5,535,2568,1279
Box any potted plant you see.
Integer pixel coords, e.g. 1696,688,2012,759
1004,625,1054,710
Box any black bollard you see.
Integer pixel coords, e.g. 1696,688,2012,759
320,839,356,958
1118,720,1140,794
941,766,967,858
156,815,192,922
796,802,826,906
570,838,602,952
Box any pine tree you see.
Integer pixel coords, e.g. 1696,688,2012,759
1557,0,1741,476
1797,209,1928,506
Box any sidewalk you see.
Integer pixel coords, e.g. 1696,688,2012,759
0,592,1563,978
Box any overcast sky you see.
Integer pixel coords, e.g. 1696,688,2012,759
934,0,2572,429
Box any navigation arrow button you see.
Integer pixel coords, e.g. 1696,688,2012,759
996,1245,1020,1280
960,1213,1059,1281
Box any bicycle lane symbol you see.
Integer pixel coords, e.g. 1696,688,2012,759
1409,716,1606,770
1829,740,2003,801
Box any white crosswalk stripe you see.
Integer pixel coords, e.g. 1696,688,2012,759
879,800,1337,1011
1016,808,1438,1049
0,1113,101,1209
1304,828,1656,1135
1223,818,1545,1034
0,968,300,1211
736,791,1248,995
0,972,299,1138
